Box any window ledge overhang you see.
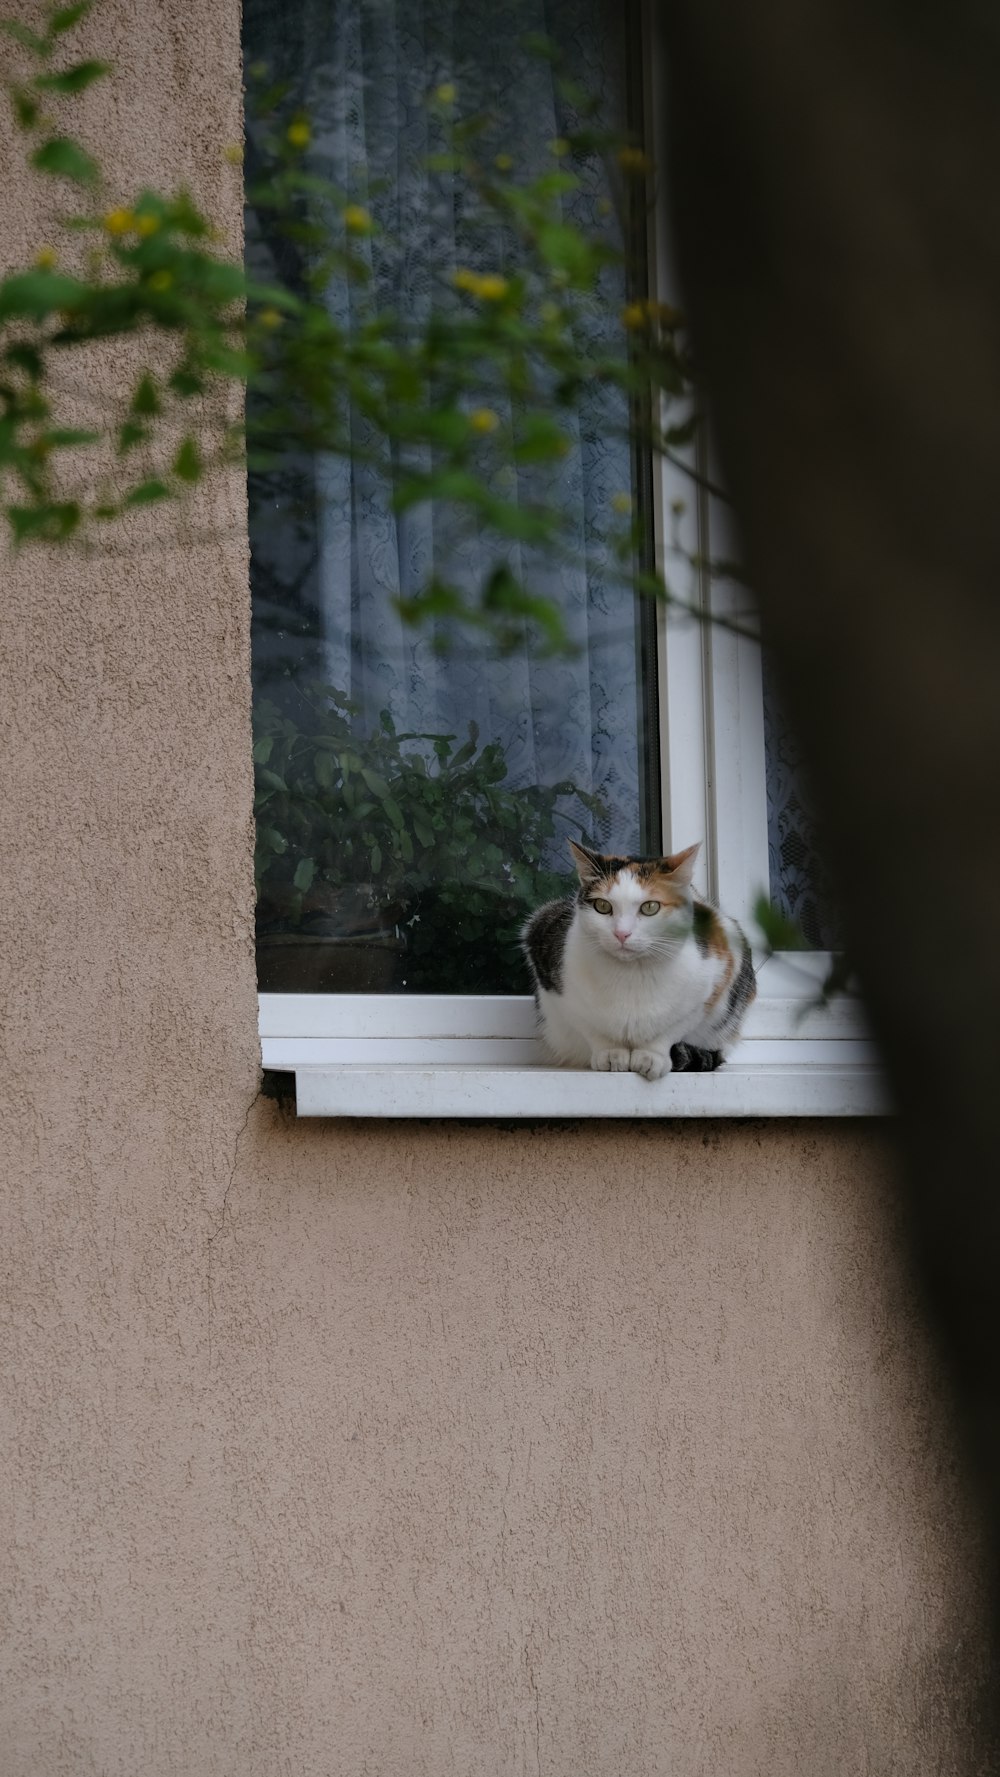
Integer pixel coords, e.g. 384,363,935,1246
260,979,889,1119
282,1057,889,1118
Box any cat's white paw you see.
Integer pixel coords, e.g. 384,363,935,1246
630,1048,671,1081
591,1047,631,1072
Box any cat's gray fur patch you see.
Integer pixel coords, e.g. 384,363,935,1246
522,898,574,993
671,1042,724,1072
692,901,715,956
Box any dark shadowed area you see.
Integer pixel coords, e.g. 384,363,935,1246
662,0,1000,1654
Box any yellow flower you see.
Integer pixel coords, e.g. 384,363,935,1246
653,300,683,330
34,247,58,270
136,213,160,237
494,153,513,172
475,273,508,300
611,492,632,515
623,297,683,332
224,143,244,165
343,204,373,234
469,407,499,434
616,146,651,176
550,137,570,158
434,82,457,105
103,208,135,237
286,119,311,149
452,269,509,301
258,306,283,329
148,270,173,292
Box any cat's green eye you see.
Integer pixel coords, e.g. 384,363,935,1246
639,900,661,915
590,897,613,915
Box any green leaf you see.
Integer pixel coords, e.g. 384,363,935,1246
383,796,405,831
30,136,99,186
124,478,171,506
293,857,315,892
48,2,93,33
34,59,109,93
130,373,160,417
449,723,480,770
118,419,147,455
0,268,88,321
167,188,211,238
257,767,287,792
313,750,335,789
252,736,274,765
10,85,41,128
369,844,382,874
662,415,699,448
412,814,435,848
513,416,570,465
43,426,99,446
168,368,203,397
536,220,594,287
4,342,44,376
360,768,390,800
1,20,51,56
753,894,807,954
7,499,80,543
205,264,248,305
172,436,201,483
198,342,254,378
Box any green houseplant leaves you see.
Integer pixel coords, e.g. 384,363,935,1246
253,682,604,994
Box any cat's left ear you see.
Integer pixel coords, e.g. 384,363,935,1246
662,841,701,887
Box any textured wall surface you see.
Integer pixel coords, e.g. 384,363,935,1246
0,3,994,1774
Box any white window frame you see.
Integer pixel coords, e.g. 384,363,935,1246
257,0,888,1118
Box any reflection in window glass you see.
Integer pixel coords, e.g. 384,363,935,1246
245,0,659,994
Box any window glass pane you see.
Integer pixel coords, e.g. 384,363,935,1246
245,0,659,995
762,652,842,950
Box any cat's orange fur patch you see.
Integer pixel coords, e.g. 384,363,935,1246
697,903,737,1010
705,950,736,1012
624,866,688,908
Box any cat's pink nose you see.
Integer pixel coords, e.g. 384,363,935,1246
613,928,630,946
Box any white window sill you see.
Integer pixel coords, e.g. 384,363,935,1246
258,956,890,1119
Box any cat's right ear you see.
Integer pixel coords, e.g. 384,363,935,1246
568,840,604,883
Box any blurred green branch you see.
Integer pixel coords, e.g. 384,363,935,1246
0,0,755,651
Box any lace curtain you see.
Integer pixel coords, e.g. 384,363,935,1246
246,0,651,856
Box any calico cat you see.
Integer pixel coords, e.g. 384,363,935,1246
522,840,756,1078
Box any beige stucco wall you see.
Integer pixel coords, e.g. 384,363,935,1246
1,3,994,1773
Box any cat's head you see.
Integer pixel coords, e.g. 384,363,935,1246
568,840,700,963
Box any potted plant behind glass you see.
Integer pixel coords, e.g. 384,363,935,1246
253,680,604,994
